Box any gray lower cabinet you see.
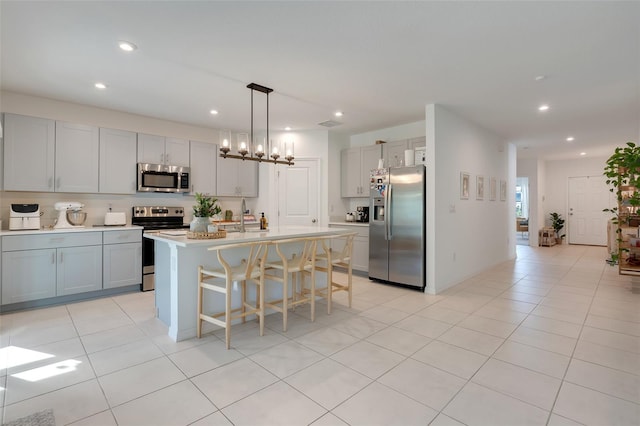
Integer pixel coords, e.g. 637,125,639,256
103,230,142,289
329,224,369,272
2,249,57,304
0,230,141,306
1,245,102,303
56,245,102,296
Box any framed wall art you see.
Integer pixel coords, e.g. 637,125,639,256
489,177,497,201
476,175,484,200
460,172,470,200
500,179,507,201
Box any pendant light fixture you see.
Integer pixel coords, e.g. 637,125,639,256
219,82,294,165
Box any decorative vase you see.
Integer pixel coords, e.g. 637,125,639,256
190,217,210,233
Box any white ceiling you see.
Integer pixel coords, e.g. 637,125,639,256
1,1,639,160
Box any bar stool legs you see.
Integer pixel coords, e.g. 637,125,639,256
197,241,268,349
263,237,317,332
313,232,356,314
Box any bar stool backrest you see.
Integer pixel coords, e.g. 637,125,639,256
268,237,318,272
208,241,269,279
321,232,357,264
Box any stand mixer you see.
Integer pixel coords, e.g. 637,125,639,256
54,201,87,229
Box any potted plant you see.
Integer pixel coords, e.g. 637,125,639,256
603,142,640,267
549,212,565,244
191,193,221,232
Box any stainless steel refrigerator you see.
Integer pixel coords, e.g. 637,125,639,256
369,165,425,289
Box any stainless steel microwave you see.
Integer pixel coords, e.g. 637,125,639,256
137,163,190,193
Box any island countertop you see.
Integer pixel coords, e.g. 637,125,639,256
144,225,351,247
149,225,354,341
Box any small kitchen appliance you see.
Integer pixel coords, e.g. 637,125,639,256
356,206,369,222
54,201,87,229
137,163,190,193
9,204,41,230
104,211,126,226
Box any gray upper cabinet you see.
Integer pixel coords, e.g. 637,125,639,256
383,140,409,168
189,140,217,195
55,121,99,193
409,136,426,150
3,113,55,191
4,114,100,193
216,156,258,197
99,128,137,194
137,133,189,166
341,145,381,197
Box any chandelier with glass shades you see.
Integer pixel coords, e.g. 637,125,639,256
219,82,294,165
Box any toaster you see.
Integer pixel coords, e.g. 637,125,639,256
104,212,126,226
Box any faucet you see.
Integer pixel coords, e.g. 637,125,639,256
240,197,246,233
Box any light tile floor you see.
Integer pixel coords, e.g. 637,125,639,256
1,244,640,425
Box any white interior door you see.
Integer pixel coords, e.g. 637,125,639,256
277,159,319,227
568,176,611,245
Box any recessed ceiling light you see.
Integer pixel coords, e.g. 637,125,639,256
566,136,575,142
334,111,344,117
94,82,107,89
538,104,550,112
285,127,291,131
209,110,219,115
534,75,547,81
580,152,587,156
118,41,137,52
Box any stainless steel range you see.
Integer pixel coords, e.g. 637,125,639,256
132,206,188,291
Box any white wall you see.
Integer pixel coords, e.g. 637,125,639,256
544,156,612,223
518,155,612,246
256,129,333,227
426,104,514,294
328,132,350,218
350,121,426,148
0,91,330,228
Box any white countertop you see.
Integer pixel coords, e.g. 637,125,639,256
328,221,369,227
145,225,350,247
0,225,143,237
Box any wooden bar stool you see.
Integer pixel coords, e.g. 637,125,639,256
263,237,317,332
197,241,268,349
312,232,357,314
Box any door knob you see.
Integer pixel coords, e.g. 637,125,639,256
312,219,317,223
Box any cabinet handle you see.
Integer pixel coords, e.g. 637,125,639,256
59,252,63,263
165,153,169,163
48,177,53,189
51,252,55,264
56,177,61,189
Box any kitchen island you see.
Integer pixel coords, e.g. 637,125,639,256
145,226,351,341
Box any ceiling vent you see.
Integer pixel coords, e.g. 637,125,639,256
318,120,342,128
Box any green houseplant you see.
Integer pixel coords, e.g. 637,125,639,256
603,142,640,266
549,212,565,244
190,193,221,232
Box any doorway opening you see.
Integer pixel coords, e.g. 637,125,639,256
516,177,529,245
